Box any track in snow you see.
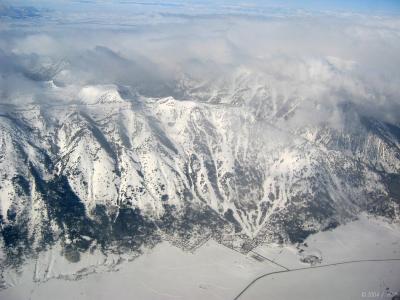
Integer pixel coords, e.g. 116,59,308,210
234,258,400,300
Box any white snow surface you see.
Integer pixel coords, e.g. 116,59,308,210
1,214,399,300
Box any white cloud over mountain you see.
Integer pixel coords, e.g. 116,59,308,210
1,4,399,128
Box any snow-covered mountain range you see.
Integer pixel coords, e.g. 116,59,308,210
1,68,399,268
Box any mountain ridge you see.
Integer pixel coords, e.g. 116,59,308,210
1,78,399,269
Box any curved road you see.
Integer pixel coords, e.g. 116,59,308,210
234,258,400,300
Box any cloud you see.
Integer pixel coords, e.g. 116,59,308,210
0,3,399,128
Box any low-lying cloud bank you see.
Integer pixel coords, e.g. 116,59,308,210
1,2,400,128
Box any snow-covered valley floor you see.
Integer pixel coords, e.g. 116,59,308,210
1,214,399,300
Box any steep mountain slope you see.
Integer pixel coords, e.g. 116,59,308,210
0,77,399,268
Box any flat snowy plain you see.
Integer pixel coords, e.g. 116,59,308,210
1,214,399,300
